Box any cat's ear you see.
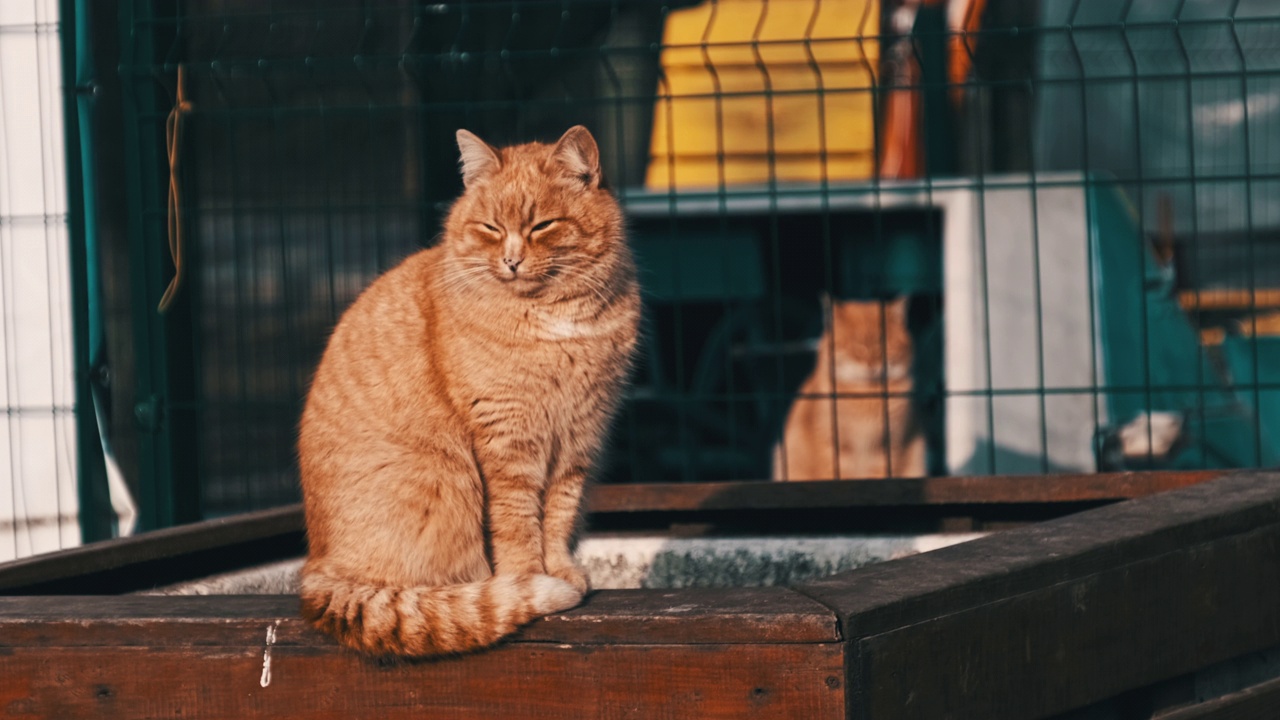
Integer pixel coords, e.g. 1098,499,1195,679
885,295,910,322
819,292,834,329
550,125,601,188
456,129,502,188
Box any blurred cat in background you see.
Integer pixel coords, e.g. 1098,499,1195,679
774,295,925,480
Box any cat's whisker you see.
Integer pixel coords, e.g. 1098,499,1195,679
579,276,613,307
436,263,494,292
547,263,612,308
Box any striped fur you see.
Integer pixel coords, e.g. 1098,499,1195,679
298,126,640,657
299,572,581,657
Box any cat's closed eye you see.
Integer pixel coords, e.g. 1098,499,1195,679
531,219,556,233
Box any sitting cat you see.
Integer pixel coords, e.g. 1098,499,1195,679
774,295,925,480
298,126,641,657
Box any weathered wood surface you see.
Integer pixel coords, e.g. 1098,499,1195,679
0,588,844,719
797,471,1280,720
531,587,840,644
1155,675,1280,720
0,472,1221,594
3,469,1273,719
588,471,1221,513
0,587,839,647
799,471,1280,637
0,644,845,719
0,504,304,594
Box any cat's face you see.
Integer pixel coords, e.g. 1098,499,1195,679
826,296,914,380
445,126,625,298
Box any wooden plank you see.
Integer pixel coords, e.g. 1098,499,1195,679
1156,676,1280,720
797,471,1276,638
0,587,839,647
792,471,1280,719
851,523,1280,719
0,587,843,717
0,504,304,594
1179,288,1280,311
1,472,1220,595
586,471,1221,513
529,587,840,644
0,642,846,719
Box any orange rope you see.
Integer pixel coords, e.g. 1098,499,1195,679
879,1,925,180
159,65,191,313
948,0,988,108
878,54,923,179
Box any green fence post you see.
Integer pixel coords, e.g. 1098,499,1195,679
59,0,113,543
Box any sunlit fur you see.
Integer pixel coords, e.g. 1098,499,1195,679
298,126,641,657
774,296,924,480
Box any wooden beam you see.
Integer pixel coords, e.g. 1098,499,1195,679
1179,288,1280,312
0,504,304,594
586,471,1221,513
527,587,841,644
0,644,844,719
0,471,1273,718
850,524,1280,719
1155,675,1280,720
0,471,1223,595
0,587,840,647
799,471,1278,637
796,471,1280,720
0,588,844,719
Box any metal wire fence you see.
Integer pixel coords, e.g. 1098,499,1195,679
60,0,1280,528
0,0,85,561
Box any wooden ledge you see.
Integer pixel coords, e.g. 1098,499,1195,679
589,471,1222,513
798,470,1280,635
0,586,839,648
4,470,1275,718
0,471,1222,595
0,504,305,595
0,588,846,719
796,470,1280,719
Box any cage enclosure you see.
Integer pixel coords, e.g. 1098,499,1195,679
3,0,1280,716
52,0,1273,531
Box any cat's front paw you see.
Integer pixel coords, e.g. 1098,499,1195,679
546,561,590,595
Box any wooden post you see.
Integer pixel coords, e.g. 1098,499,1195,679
797,471,1280,719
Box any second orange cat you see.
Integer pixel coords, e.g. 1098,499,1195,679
774,296,925,480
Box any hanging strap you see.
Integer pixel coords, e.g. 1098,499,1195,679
158,65,191,313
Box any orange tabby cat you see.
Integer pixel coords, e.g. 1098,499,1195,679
298,126,641,657
773,296,924,480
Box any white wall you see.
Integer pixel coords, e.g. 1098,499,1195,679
0,0,81,561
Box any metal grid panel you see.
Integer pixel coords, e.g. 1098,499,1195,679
0,0,80,560
103,0,1280,521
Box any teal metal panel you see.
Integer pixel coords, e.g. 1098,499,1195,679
59,0,113,542
1090,182,1278,468
632,228,764,303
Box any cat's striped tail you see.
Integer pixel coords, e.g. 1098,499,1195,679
299,571,583,657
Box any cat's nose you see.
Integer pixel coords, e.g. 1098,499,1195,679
503,257,523,273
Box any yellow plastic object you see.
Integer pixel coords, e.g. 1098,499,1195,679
646,0,880,190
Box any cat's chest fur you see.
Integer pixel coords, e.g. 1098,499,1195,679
447,293,639,434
